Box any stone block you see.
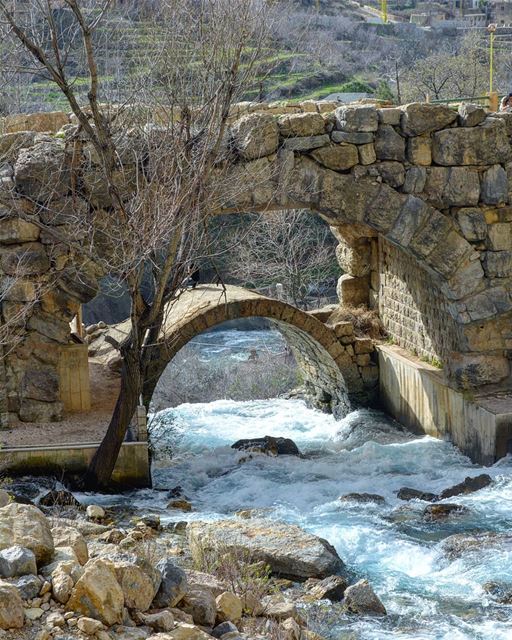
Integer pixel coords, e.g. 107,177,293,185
409,210,453,258
335,105,378,133
481,165,508,205
311,143,358,171
1,111,68,134
487,222,512,251
458,103,486,127
358,143,376,165
354,338,374,354
27,311,70,343
0,131,36,162
356,353,371,366
482,251,512,277
278,113,325,137
403,167,426,194
283,135,330,151
1,242,49,276
332,321,354,338
400,103,457,136
388,196,430,247
335,239,371,276
1,278,37,302
406,135,431,165
456,208,487,241
378,108,401,125
373,161,405,188
0,218,39,244
230,113,279,160
337,274,369,306
14,140,71,202
331,131,373,144
19,398,63,422
432,119,511,166
424,230,472,278
423,167,480,208
363,183,403,233
375,125,405,161
21,367,60,403
444,258,484,300
38,196,88,226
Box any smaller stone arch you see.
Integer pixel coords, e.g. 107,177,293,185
123,284,378,416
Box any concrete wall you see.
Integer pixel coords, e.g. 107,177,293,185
378,343,512,464
0,441,151,488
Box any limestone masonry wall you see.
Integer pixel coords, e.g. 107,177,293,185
378,237,460,363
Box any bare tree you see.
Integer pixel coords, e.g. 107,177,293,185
211,210,338,309
0,0,275,487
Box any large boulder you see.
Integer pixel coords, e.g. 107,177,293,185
343,579,386,616
13,139,71,202
188,519,344,580
0,503,54,566
108,552,162,612
15,574,42,600
0,581,24,629
215,591,243,623
0,545,37,577
153,560,188,608
180,588,217,627
66,558,124,625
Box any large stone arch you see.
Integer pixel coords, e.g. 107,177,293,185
1,101,511,432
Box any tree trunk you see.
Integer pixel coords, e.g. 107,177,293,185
84,348,141,488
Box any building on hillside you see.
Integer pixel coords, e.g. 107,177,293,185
490,0,512,24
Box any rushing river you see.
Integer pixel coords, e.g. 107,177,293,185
84,327,512,640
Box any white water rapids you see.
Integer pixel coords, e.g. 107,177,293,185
81,328,512,639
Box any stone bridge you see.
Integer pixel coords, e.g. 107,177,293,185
1,100,511,462
87,284,378,416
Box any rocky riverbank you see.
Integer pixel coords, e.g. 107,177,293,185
0,490,387,640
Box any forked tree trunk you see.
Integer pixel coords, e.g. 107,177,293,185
84,347,141,488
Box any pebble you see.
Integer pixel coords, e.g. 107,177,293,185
86,504,105,520
63,612,74,620
25,607,45,620
41,602,51,611
40,581,52,595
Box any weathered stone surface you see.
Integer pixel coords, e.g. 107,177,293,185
375,125,405,161
432,120,511,166
487,222,512,251
400,103,457,136
358,143,376,165
331,131,373,144
0,545,37,577
109,552,161,612
153,560,188,608
423,503,469,521
19,398,63,422
373,161,405,188
67,558,124,625
152,623,213,640
77,616,104,634
448,352,509,387
188,518,344,580
51,526,88,566
308,575,348,602
0,492,10,510
14,140,71,202
311,144,358,171
482,251,512,277
283,134,330,151
378,108,401,126
481,165,508,205
0,503,54,565
343,579,386,616
336,239,370,277
1,242,50,276
0,581,24,629
14,574,42,600
212,621,238,639
335,105,378,133
215,591,242,623
231,435,300,456
0,131,37,161
0,217,39,244
423,167,480,208
337,274,369,307
230,113,279,160
403,167,426,194
456,208,487,241
180,588,216,627
339,493,384,504
458,103,486,128
1,111,68,134
278,113,325,137
406,135,431,165
21,367,59,403
38,196,88,226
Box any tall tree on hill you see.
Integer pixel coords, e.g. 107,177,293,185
0,0,275,487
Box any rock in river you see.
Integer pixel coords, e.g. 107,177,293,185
343,579,386,616
439,474,492,500
187,518,344,580
231,435,300,456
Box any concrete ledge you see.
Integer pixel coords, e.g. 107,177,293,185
0,441,151,488
377,344,512,465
